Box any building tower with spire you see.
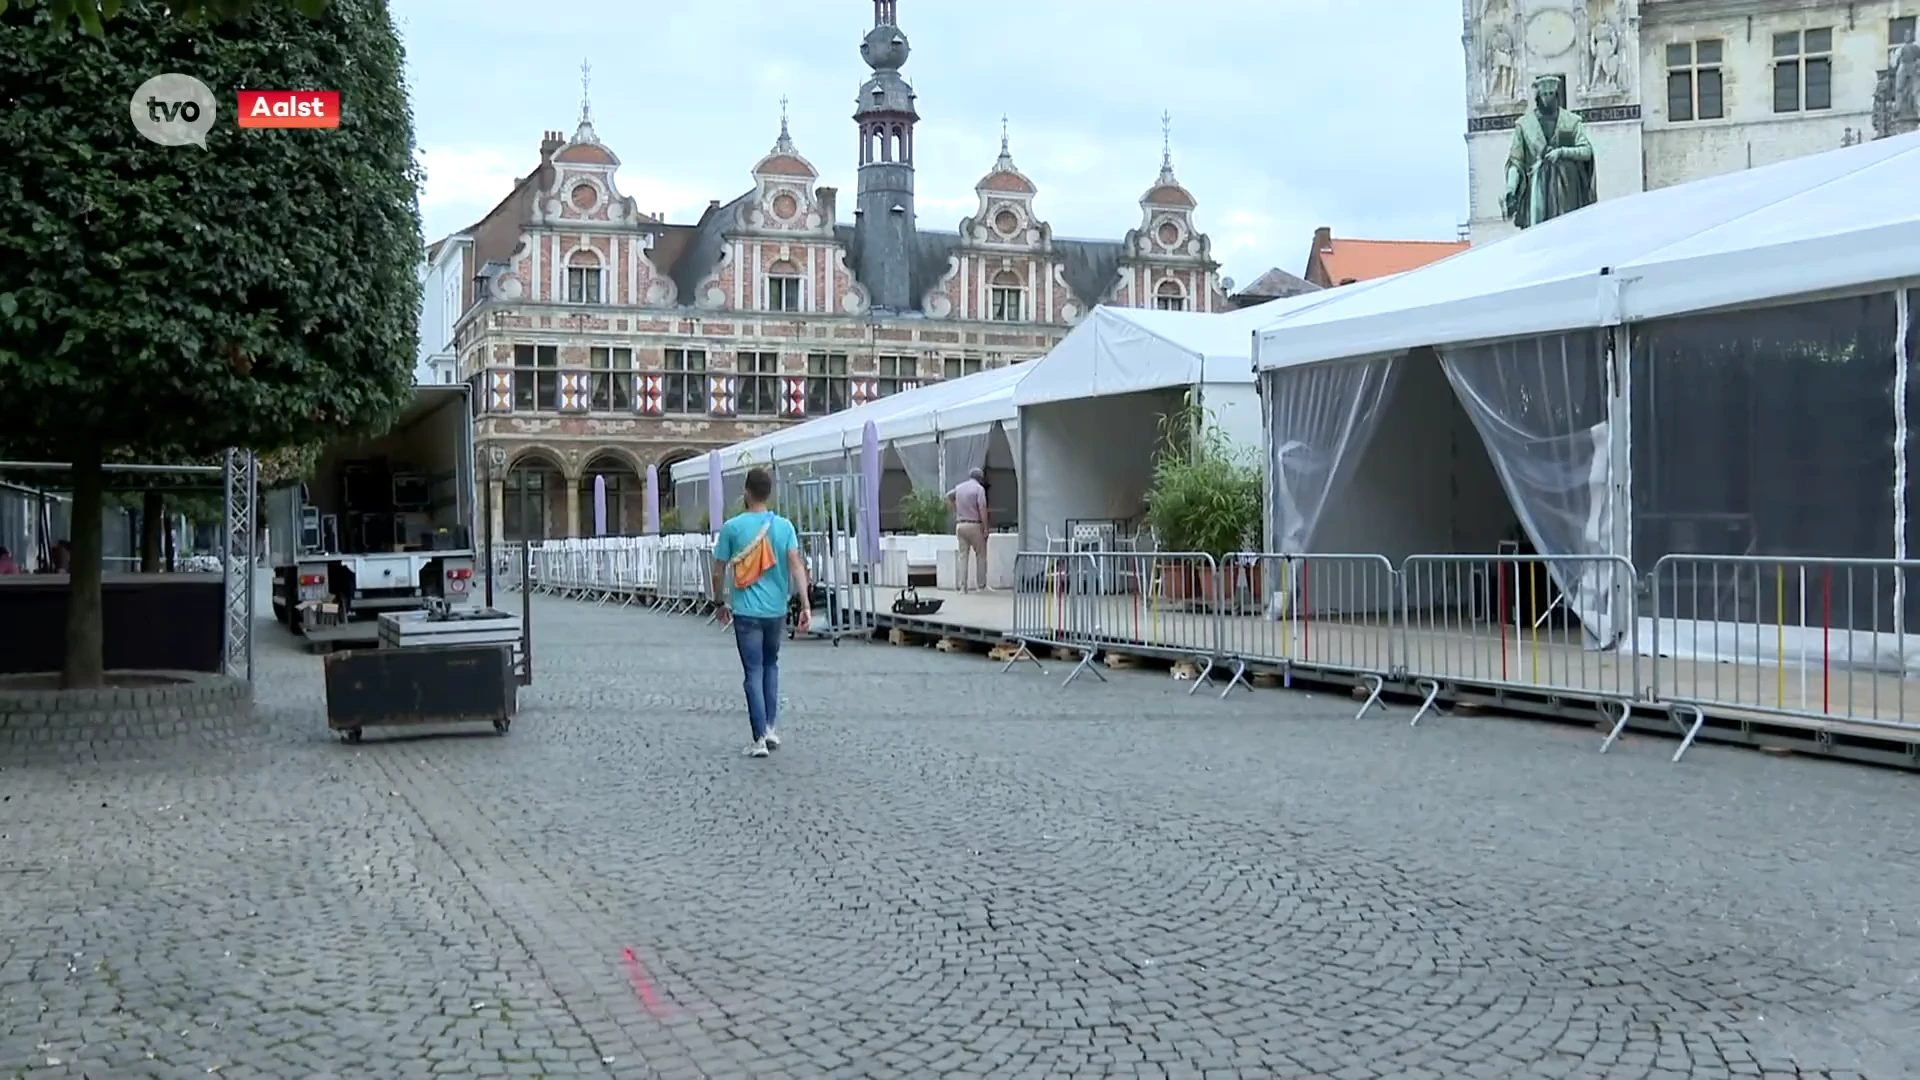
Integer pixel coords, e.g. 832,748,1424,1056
853,0,919,311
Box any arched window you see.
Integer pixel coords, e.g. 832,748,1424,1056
766,259,802,313
989,270,1024,323
1154,279,1187,312
565,249,603,304
503,455,562,542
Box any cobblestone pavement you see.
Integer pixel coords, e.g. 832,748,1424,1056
4,593,1920,1079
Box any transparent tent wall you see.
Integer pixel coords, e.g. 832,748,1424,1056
895,439,939,492
1438,330,1622,643
1630,289,1908,670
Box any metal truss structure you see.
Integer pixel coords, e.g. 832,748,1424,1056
221,448,257,681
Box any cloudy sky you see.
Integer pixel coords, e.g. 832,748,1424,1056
399,0,1468,289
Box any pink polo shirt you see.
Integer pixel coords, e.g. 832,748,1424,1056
949,479,987,523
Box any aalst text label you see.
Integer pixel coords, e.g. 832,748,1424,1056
236,90,342,129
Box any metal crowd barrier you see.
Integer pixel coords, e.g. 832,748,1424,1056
1215,553,1398,715
1000,546,1920,764
1647,555,1920,754
512,535,718,615
782,473,878,643
1400,553,1641,743
1005,551,1101,686
502,534,1920,766
490,543,526,592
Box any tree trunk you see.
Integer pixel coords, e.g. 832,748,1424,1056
140,489,164,572
63,440,107,689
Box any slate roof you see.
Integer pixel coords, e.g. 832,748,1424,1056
1234,267,1320,301
454,145,1139,315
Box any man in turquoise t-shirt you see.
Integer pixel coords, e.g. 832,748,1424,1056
712,467,810,758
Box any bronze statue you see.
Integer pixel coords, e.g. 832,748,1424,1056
1502,75,1597,229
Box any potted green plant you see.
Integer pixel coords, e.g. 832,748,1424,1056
898,488,949,535
657,507,683,535
1140,394,1262,603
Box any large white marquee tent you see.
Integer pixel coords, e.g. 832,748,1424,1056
673,362,1030,525
684,289,1385,535
1252,131,1920,663
1015,289,1380,549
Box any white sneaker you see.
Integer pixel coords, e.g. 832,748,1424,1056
745,739,769,758
763,728,782,751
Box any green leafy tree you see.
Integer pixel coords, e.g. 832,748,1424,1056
0,0,420,686
0,0,326,38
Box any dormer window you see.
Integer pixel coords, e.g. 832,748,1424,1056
767,261,802,312
989,269,1025,322
566,250,603,304
1154,280,1187,312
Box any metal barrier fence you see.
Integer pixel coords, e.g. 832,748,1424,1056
1400,554,1641,742
1216,553,1398,715
481,466,886,639
489,534,1920,765
1005,551,1103,686
999,547,1920,764
516,535,718,614
781,472,877,643
1647,555,1920,747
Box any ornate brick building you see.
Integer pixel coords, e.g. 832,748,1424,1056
442,0,1230,541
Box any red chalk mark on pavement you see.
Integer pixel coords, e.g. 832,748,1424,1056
621,947,675,1018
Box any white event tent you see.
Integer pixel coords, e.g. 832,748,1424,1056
675,362,1030,526
1252,131,1920,661
1014,290,1376,550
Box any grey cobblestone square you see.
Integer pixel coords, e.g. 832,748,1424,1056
2,594,1918,1078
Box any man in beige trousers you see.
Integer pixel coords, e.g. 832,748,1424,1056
946,467,990,592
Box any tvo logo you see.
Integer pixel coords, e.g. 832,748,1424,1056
130,73,217,148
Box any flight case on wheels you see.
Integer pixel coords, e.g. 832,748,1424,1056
322,603,524,743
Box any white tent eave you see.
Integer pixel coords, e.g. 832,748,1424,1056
1013,294,1349,409
1618,223,1920,324
709,362,1030,474
1254,132,1920,371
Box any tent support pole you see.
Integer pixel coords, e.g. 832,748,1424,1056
1895,287,1911,639
1606,325,1634,651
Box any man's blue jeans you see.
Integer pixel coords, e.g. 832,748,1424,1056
732,616,784,741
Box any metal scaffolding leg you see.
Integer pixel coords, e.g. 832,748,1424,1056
222,448,257,681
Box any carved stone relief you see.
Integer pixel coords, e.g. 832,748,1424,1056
1469,0,1525,108
1886,42,1920,137
1468,0,1635,111
1576,0,1631,101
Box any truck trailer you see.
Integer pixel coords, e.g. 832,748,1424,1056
266,383,478,642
